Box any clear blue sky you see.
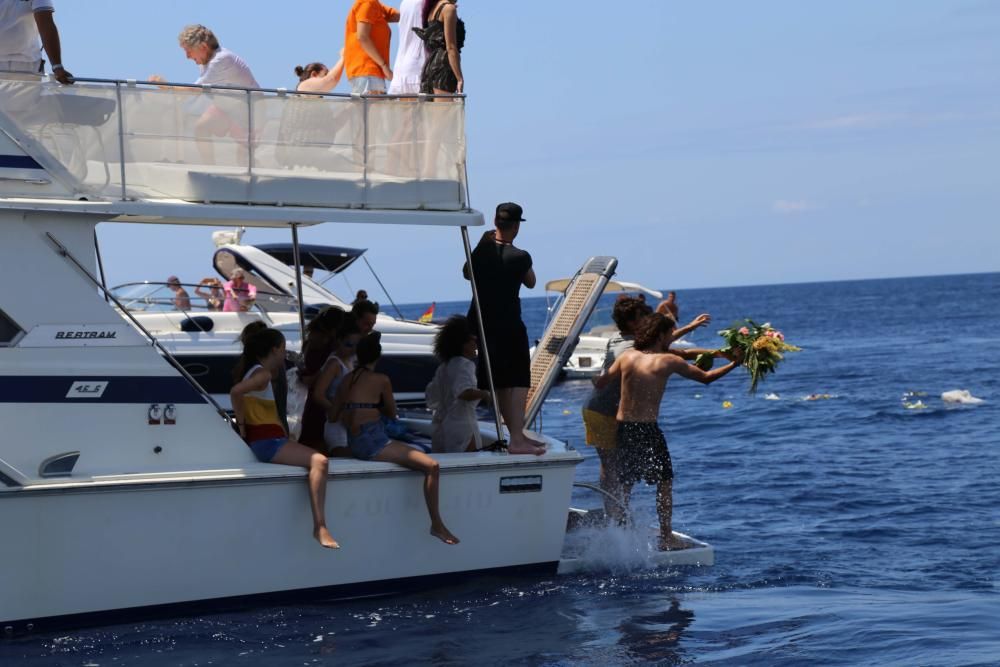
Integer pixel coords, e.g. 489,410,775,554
58,1,1000,302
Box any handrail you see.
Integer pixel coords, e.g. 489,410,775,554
45,232,235,424
69,76,466,101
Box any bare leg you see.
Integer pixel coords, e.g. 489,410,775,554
655,479,687,551
597,448,625,524
271,441,339,549
194,113,221,165
617,481,634,528
497,387,543,455
374,441,459,545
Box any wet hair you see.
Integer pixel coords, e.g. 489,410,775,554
351,299,380,319
356,332,382,366
178,24,219,51
234,327,285,382
434,315,474,361
633,313,676,352
294,62,326,82
612,295,653,334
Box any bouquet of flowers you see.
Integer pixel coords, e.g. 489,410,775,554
694,320,801,394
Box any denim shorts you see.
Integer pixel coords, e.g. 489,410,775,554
249,437,287,463
350,76,387,95
349,420,391,461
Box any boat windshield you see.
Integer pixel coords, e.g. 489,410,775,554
110,282,299,314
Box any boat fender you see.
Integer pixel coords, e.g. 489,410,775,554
180,316,215,333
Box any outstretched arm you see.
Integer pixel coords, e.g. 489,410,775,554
668,350,743,385
35,10,72,84
671,313,711,341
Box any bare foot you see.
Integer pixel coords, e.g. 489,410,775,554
508,435,545,456
430,523,460,545
315,526,341,549
658,533,690,551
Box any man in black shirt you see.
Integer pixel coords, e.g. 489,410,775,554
463,203,544,455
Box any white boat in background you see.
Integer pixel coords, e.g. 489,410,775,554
540,279,667,379
111,236,441,407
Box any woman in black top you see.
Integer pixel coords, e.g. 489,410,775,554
416,0,465,94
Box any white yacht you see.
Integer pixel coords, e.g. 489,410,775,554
111,238,441,407
0,75,711,632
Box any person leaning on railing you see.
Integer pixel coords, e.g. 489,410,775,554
0,0,72,83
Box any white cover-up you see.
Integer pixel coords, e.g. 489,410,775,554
426,356,481,453
387,0,425,94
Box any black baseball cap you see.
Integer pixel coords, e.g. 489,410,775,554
495,202,526,223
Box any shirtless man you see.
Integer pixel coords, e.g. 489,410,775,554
596,312,743,550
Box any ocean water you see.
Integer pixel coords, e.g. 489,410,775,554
4,273,999,666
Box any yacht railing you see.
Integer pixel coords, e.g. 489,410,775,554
0,77,468,210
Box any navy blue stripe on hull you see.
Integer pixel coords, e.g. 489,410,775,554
0,154,44,170
0,376,206,404
0,562,559,636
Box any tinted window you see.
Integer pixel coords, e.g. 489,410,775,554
0,309,23,346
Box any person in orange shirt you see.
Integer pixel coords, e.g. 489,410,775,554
343,0,400,95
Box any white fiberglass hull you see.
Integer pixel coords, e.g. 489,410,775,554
1,447,580,630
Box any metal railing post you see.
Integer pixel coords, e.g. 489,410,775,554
362,96,370,209
114,81,127,200
290,223,307,345
246,89,254,178
461,226,506,449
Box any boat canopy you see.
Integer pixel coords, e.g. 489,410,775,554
0,77,482,226
253,243,365,275
544,278,663,300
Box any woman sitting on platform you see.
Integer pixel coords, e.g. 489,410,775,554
332,332,459,545
426,315,489,453
231,327,339,549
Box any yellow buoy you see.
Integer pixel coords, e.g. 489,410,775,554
722,401,733,409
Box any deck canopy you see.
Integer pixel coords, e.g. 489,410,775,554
253,243,365,275
0,77,482,227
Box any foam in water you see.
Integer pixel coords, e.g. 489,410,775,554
562,523,662,574
941,389,984,405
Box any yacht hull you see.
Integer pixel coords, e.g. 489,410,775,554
0,454,580,631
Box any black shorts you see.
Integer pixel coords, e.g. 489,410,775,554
616,421,673,485
476,321,531,390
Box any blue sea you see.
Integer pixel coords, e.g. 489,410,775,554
4,273,999,666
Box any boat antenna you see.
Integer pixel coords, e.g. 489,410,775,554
362,256,405,320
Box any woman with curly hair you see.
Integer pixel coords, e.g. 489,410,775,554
426,316,490,453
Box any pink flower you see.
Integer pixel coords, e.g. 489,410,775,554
765,330,785,341
738,327,750,336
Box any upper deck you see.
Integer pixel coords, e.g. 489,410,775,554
0,77,478,226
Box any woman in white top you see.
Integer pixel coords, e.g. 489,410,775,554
387,0,426,94
311,315,361,456
426,316,490,453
